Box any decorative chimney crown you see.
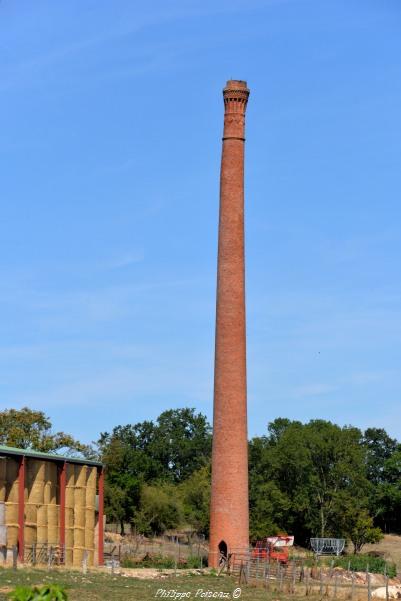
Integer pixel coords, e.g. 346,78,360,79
223,80,250,113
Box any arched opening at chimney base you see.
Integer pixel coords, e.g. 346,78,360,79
218,540,228,564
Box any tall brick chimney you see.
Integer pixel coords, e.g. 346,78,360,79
209,80,250,567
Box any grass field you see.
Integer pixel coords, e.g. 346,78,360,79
0,568,301,601
365,534,401,572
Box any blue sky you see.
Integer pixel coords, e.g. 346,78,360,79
1,0,400,444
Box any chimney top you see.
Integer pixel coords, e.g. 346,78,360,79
224,80,248,91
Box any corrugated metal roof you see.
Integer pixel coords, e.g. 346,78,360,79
0,445,102,467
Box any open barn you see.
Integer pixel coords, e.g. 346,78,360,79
0,446,104,567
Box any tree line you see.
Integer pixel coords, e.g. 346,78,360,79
1,407,401,552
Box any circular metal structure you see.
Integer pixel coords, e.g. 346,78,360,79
310,537,345,556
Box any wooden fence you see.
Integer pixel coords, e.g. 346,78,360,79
228,554,393,601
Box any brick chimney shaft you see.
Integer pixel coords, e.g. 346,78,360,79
209,80,250,567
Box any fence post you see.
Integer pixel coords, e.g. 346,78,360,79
266,561,270,591
305,568,309,596
279,563,284,592
351,572,355,601
386,576,389,601
367,572,371,601
32,543,36,566
12,545,18,570
335,573,338,599
292,560,297,594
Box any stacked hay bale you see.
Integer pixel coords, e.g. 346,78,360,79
29,461,48,546
73,465,87,567
0,458,6,503
45,462,59,545
0,458,6,545
5,458,20,547
65,464,75,565
25,460,44,549
85,467,97,566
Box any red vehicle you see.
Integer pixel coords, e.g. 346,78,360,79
251,535,294,565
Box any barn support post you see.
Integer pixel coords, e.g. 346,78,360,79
18,456,25,562
98,467,104,566
59,461,67,560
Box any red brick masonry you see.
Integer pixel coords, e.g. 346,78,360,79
209,80,250,568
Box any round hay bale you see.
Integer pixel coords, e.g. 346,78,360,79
74,526,85,547
0,459,6,501
85,467,97,507
65,547,73,566
7,524,19,546
44,463,58,505
37,525,48,544
75,465,87,488
47,504,59,526
37,505,48,543
72,546,85,567
65,464,75,507
85,508,95,529
84,527,94,550
6,459,20,503
74,487,86,508
25,503,37,524
47,504,59,544
65,527,74,548
48,525,58,544
65,486,74,508
74,505,85,528
27,460,46,505
65,507,74,528
25,524,37,545
5,501,19,524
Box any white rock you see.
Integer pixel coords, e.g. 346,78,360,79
373,586,401,599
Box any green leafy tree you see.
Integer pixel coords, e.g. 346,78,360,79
363,428,398,485
98,408,212,533
339,505,383,554
134,483,183,535
179,465,211,537
249,418,372,544
371,448,401,533
0,407,93,458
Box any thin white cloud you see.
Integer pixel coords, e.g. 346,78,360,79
103,250,145,270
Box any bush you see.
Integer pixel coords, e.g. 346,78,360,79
333,555,396,577
120,553,205,569
186,555,206,569
8,585,67,601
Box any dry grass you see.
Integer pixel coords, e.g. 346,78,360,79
0,567,320,601
365,534,401,571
